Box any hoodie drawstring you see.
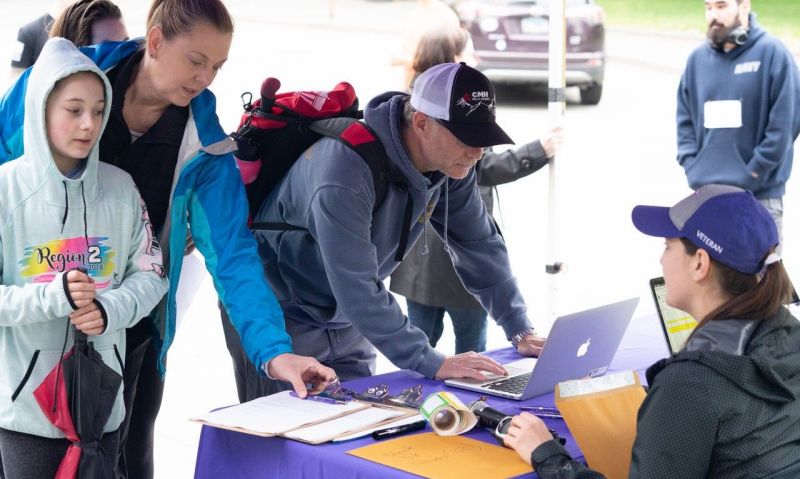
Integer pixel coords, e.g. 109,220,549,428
81,181,89,252
394,190,414,262
421,218,430,256
52,181,90,412
442,178,450,254
60,181,69,234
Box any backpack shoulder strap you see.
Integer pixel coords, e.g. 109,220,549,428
312,118,415,261
310,117,400,213
254,117,414,261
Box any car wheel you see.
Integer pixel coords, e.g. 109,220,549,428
580,84,603,105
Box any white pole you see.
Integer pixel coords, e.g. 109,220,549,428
545,0,566,323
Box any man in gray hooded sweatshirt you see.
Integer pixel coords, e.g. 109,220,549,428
223,63,546,400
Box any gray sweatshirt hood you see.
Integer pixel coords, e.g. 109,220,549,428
364,91,446,191
24,37,113,207
364,91,450,256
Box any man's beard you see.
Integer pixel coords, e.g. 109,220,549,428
707,16,741,50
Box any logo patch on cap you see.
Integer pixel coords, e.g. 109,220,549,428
456,91,496,117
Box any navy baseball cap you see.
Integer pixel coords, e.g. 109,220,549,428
410,62,514,148
631,185,779,275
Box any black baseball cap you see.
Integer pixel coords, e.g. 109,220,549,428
410,62,514,148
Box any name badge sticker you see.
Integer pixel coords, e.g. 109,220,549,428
704,100,742,129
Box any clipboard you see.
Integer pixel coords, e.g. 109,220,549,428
554,370,646,479
191,390,417,444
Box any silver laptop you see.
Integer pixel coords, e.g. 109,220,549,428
445,297,640,400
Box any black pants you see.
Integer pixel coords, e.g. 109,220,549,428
117,318,165,479
221,306,375,403
0,427,119,479
221,306,275,403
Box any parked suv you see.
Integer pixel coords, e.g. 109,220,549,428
452,0,605,105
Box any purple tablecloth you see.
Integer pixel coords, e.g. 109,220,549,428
194,313,669,479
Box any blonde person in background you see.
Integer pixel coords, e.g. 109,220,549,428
393,0,461,87
390,26,563,354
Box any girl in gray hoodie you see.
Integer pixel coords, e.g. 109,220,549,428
0,38,167,478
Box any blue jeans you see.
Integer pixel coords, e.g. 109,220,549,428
406,299,488,353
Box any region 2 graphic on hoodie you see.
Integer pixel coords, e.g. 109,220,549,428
0,38,168,439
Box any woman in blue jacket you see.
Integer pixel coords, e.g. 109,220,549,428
0,0,335,477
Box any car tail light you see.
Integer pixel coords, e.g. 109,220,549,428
479,17,500,33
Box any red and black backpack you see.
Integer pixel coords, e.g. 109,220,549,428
231,78,414,260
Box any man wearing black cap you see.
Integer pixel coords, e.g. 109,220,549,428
223,63,546,400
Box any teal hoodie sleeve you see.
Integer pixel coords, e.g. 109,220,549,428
96,186,168,336
0,68,29,164
188,153,292,371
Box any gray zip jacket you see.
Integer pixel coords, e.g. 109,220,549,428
0,38,168,438
255,92,533,378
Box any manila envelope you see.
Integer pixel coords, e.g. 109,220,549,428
347,432,531,479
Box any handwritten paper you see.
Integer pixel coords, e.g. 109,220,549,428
191,390,367,436
347,432,531,479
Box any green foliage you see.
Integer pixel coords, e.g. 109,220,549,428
598,0,800,38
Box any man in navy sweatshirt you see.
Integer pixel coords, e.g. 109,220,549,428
222,63,548,400
676,0,800,236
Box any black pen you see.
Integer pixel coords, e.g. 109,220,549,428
371,420,427,440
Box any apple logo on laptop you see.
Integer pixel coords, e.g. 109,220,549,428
576,338,591,357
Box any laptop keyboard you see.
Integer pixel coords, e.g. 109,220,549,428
485,373,532,395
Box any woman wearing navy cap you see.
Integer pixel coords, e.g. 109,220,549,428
504,184,800,478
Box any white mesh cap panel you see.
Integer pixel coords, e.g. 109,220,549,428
669,184,743,229
410,63,460,121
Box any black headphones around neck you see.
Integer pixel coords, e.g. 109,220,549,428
729,26,749,46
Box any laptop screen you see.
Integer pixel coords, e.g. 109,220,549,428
649,277,698,354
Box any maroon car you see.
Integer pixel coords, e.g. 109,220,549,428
453,0,605,104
